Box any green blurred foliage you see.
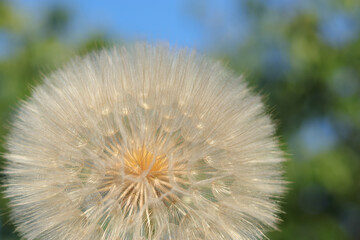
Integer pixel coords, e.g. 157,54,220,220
220,1,360,239
0,0,359,239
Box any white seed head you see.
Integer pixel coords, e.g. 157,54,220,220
4,43,286,240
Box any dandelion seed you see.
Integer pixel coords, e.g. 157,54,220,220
4,43,286,240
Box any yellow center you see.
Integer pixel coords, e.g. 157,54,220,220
100,145,186,213
124,147,169,180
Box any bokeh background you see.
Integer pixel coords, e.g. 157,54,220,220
1,0,359,239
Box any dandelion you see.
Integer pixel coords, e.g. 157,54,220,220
4,43,286,240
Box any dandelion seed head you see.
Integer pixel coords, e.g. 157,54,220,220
4,43,286,240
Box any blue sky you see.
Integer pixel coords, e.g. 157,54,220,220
10,0,240,50
9,0,357,50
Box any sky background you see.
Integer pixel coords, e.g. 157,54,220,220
7,0,358,52
10,0,239,50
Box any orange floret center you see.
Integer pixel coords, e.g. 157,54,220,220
124,147,169,180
